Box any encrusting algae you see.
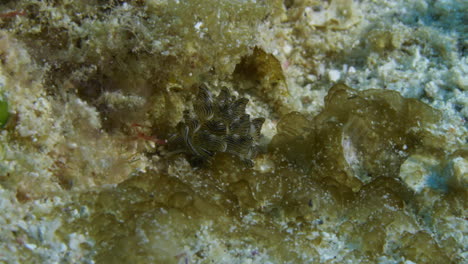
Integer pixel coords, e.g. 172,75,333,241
67,82,463,263
271,83,442,191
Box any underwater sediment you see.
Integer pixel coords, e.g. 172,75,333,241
0,0,466,263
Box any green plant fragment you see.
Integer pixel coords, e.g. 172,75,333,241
0,98,8,128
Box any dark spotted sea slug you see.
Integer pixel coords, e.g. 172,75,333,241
168,84,265,167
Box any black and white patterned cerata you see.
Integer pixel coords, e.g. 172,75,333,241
168,83,265,167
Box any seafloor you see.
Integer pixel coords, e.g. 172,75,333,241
0,0,466,263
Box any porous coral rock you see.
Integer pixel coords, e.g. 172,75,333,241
0,30,149,195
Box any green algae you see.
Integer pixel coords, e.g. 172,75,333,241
233,47,290,115
4,0,271,85
59,83,462,263
0,96,8,128
270,83,442,191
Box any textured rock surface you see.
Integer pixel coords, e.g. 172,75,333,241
0,0,466,263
